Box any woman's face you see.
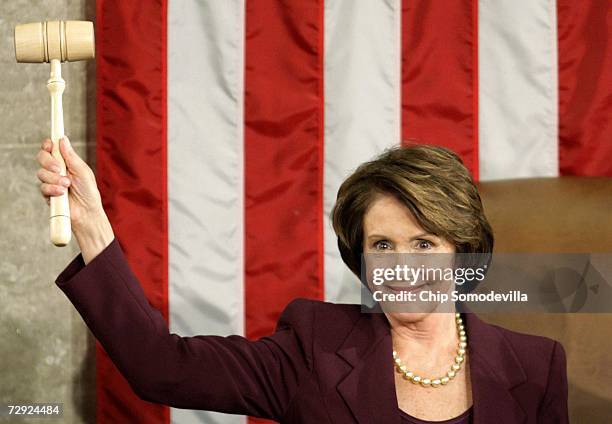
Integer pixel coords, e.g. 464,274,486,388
362,193,456,323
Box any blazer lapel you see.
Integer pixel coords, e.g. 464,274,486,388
335,309,529,424
464,312,528,424
336,312,401,424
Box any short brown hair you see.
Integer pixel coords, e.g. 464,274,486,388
330,144,494,287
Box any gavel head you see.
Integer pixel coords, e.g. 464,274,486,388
14,20,95,63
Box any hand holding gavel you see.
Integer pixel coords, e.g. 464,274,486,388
36,136,114,264
36,136,99,228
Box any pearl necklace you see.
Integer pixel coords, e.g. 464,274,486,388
392,313,467,388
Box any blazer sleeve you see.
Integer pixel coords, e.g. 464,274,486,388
537,341,569,424
55,237,314,421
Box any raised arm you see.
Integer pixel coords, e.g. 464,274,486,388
55,237,313,420
38,136,314,420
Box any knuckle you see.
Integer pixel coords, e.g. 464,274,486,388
37,169,48,183
41,183,63,195
37,168,53,183
40,155,51,169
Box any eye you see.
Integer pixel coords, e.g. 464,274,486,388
415,239,434,250
373,240,392,251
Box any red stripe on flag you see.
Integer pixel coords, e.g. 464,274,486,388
558,0,612,176
244,1,324,421
96,1,168,423
401,0,478,179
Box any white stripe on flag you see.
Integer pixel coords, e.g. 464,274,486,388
168,1,246,423
478,0,559,181
323,0,402,304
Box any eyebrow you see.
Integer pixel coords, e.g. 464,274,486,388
366,232,435,241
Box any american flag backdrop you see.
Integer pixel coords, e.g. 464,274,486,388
93,1,611,423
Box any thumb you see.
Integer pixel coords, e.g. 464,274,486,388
59,136,87,173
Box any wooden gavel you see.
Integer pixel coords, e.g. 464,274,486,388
14,21,95,246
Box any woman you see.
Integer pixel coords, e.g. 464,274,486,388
36,137,568,423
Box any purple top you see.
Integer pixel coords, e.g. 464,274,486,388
53,237,569,423
399,406,473,424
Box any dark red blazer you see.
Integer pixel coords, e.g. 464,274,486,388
55,237,569,423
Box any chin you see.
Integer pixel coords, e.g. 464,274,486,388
387,311,432,324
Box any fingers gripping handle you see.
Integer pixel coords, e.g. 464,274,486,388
48,59,71,246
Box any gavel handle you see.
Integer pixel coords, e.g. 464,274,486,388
47,59,71,246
